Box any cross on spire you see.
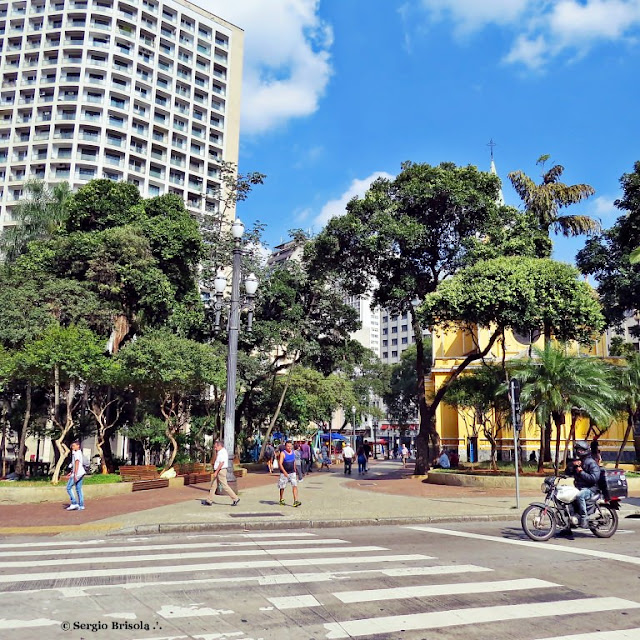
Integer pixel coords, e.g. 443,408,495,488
487,138,497,161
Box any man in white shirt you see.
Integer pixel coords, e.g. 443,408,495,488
342,443,355,475
66,440,86,511
203,440,240,506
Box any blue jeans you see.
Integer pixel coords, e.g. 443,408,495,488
575,487,594,518
67,475,84,507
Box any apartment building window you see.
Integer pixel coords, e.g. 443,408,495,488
402,337,408,344
382,328,388,335
401,324,408,332
392,351,398,358
391,327,398,333
382,340,388,347
383,352,388,359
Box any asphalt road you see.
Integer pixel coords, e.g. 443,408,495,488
2,518,640,640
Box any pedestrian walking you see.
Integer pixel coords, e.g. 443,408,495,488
278,441,301,507
66,440,86,511
300,440,311,474
307,440,315,473
363,440,371,471
294,442,304,482
342,442,355,475
320,442,331,471
264,442,275,474
203,440,240,507
401,444,409,468
357,444,367,474
393,443,398,459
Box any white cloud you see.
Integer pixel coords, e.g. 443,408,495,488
591,195,618,218
503,34,550,69
411,0,640,69
418,0,532,35
204,0,333,134
313,172,394,229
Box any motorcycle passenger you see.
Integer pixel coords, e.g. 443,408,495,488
565,440,601,529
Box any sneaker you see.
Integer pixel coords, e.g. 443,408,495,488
293,501,302,507
231,499,240,507
579,517,589,528
66,504,78,511
279,499,286,506
201,500,213,506
78,506,85,511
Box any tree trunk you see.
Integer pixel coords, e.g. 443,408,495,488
51,380,76,484
553,412,563,476
562,413,578,468
0,412,6,477
616,413,633,468
414,326,502,475
259,371,293,461
537,420,548,473
14,382,32,477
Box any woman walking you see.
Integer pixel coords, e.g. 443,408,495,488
357,444,367,475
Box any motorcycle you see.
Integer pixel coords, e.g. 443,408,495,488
521,473,625,541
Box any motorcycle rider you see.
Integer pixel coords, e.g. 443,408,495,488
566,440,601,528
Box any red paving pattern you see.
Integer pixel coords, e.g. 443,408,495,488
0,470,276,529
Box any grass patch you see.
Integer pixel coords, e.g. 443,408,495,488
0,474,122,487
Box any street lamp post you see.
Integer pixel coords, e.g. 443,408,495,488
212,218,258,492
373,418,378,459
351,405,356,449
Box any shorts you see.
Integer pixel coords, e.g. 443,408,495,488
278,472,298,489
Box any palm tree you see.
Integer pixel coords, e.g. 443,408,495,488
510,343,619,473
0,180,71,262
611,354,640,465
508,155,600,249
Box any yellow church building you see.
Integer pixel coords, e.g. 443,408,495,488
428,316,633,465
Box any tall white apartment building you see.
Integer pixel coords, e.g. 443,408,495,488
380,310,417,364
344,293,380,358
0,0,243,228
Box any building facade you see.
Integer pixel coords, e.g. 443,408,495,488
0,0,243,229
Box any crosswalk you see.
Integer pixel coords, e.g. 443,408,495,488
0,529,639,640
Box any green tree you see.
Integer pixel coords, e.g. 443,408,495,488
0,180,71,262
419,256,606,473
233,257,362,440
577,161,640,329
19,325,107,483
65,179,144,232
508,155,599,245
444,364,510,470
307,161,506,474
117,331,225,470
509,344,619,472
610,354,640,464
383,344,423,435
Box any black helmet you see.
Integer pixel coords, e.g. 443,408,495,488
574,440,590,457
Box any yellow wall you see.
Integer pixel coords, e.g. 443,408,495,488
429,325,629,458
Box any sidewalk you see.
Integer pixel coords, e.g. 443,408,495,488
1,459,637,537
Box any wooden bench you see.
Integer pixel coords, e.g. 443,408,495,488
118,465,170,491
174,463,212,485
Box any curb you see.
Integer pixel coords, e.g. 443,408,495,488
110,513,521,536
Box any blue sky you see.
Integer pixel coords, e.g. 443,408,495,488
206,0,640,265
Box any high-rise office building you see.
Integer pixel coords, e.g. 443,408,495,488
0,0,243,228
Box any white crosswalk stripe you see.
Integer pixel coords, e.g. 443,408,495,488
1,530,639,640
536,631,640,640
323,598,640,639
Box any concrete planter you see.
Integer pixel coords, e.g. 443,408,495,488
427,471,640,494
